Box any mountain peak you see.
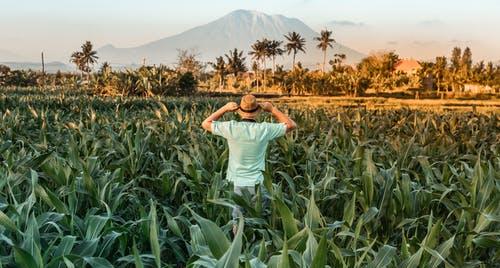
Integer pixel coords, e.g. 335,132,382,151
98,10,365,66
227,9,267,17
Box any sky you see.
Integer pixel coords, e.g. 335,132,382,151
1,0,499,62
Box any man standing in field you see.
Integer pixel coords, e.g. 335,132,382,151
201,94,297,234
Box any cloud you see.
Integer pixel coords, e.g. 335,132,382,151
327,20,366,27
387,41,398,45
417,20,445,27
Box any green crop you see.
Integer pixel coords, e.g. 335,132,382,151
0,87,498,267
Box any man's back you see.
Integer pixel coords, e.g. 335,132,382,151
212,120,286,186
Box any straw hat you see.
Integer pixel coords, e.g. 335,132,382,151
238,94,261,117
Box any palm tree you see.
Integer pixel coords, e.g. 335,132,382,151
284,32,306,69
209,56,226,90
249,39,269,90
433,56,447,93
329,53,346,71
70,41,98,82
224,48,247,77
267,40,284,75
315,29,335,73
70,51,83,77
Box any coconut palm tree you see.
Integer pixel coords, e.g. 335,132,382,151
249,39,269,90
315,29,335,73
284,32,306,69
267,40,284,75
433,56,447,93
329,53,346,71
70,51,83,76
224,48,247,77
70,41,98,82
209,56,226,90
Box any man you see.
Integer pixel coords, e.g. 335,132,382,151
201,94,296,234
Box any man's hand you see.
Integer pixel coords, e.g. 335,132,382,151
259,102,273,113
264,102,297,133
223,102,239,112
202,102,238,132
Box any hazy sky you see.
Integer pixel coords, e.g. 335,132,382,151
1,0,499,62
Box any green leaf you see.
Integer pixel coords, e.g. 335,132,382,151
34,184,69,214
72,239,99,257
188,207,230,259
132,239,144,268
310,233,328,268
302,229,318,265
85,215,109,240
344,192,356,227
472,235,500,248
275,197,298,238
63,257,75,268
164,209,183,239
366,245,396,268
287,228,308,251
304,189,323,229
0,209,18,233
258,239,267,262
216,214,244,268
428,235,455,268
402,247,423,268
83,257,113,268
149,201,161,268
54,236,77,257
14,246,39,268
279,236,290,268
21,213,42,268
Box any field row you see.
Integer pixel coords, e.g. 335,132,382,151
0,88,499,267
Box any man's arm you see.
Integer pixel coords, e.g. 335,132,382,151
201,102,239,132
261,102,297,133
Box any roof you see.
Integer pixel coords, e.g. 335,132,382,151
395,59,422,72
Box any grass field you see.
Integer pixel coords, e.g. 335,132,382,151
0,87,499,267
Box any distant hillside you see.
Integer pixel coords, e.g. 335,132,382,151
1,61,73,73
98,9,365,68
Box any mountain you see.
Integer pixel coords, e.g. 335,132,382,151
0,61,73,73
98,10,365,68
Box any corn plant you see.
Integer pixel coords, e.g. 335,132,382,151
0,87,498,267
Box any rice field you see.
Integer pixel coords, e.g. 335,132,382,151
0,87,499,267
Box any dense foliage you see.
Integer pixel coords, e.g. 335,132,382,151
2,39,499,97
0,87,498,267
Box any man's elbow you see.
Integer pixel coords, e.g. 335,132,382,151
201,121,211,132
286,121,297,132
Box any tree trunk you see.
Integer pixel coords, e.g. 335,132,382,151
292,53,296,95
41,52,45,88
219,74,223,91
322,50,326,73
272,56,276,75
262,59,266,90
256,68,259,92
436,77,440,93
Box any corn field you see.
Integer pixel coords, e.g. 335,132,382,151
0,87,499,267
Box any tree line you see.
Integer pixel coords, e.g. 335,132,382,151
1,30,499,96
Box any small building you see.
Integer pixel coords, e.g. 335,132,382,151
395,59,422,75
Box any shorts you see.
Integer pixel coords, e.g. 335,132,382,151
231,184,270,220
